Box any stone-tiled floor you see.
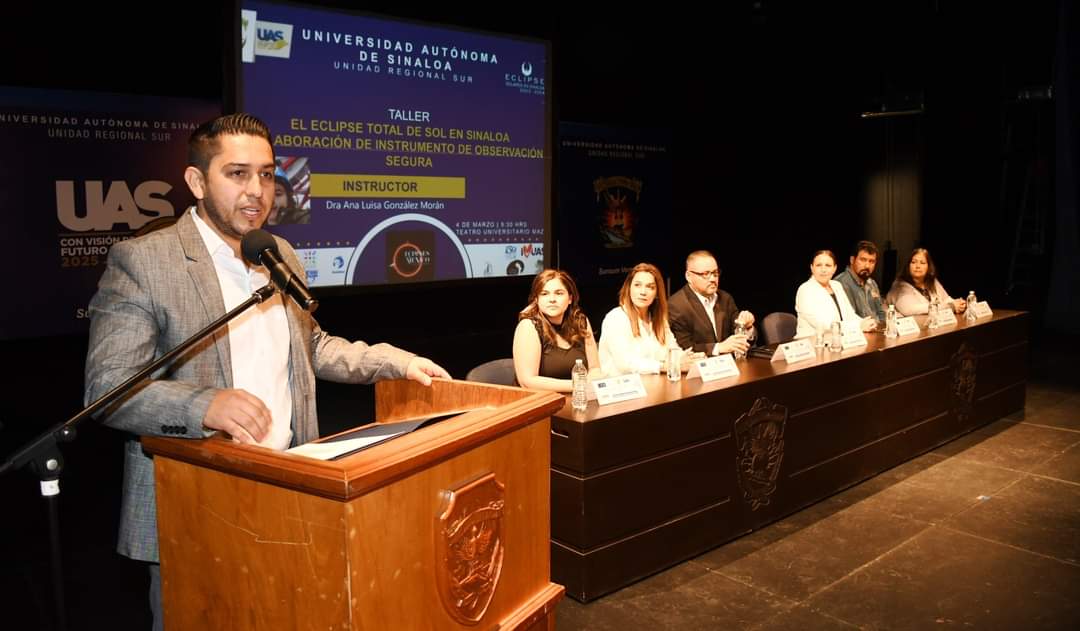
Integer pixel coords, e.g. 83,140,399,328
557,382,1080,630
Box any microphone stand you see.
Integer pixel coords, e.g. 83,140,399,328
0,283,278,631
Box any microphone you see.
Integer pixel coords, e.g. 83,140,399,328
240,229,319,312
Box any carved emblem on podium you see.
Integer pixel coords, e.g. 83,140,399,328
734,397,787,510
951,342,978,422
435,473,505,625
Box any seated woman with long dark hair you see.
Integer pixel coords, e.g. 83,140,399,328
598,262,702,375
512,269,600,391
886,248,967,316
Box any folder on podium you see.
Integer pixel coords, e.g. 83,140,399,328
141,378,566,630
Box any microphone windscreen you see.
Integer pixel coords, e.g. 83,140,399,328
240,229,278,266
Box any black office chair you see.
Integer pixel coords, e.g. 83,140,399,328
761,312,798,345
465,358,517,386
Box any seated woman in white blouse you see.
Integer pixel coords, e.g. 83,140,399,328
598,263,702,375
795,250,876,339
885,248,967,317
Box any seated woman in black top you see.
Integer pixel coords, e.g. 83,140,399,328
512,269,601,391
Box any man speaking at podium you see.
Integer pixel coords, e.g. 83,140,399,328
84,113,449,630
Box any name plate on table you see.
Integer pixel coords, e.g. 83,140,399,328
592,373,648,406
896,316,921,336
840,330,868,350
840,320,868,350
771,339,815,364
933,307,958,327
972,301,993,319
687,354,740,382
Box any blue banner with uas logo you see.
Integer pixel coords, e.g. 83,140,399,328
0,87,220,340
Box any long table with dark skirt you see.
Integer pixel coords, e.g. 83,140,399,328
550,309,1027,601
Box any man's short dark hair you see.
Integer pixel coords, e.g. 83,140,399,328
851,240,879,258
187,113,272,173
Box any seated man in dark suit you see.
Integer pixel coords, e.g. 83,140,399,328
668,250,754,356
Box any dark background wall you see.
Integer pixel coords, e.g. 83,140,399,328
0,2,1070,629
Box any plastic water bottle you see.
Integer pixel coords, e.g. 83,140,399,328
571,359,588,411
885,304,899,338
667,347,682,382
928,294,940,328
830,321,843,351
965,290,978,323
733,322,747,360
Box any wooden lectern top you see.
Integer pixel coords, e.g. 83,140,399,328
143,378,565,501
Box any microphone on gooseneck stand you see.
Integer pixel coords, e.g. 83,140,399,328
240,229,319,313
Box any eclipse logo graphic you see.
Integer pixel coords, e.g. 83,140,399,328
504,62,544,94
390,242,429,277
386,230,435,282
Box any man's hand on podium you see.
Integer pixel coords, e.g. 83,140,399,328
406,357,452,386
202,388,272,443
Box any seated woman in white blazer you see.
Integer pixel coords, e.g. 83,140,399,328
598,262,702,375
795,250,876,339
885,247,967,317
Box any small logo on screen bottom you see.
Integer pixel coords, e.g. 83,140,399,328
386,230,435,282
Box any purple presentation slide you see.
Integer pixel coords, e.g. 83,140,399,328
239,1,551,287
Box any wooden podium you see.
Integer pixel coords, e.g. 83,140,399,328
142,379,565,630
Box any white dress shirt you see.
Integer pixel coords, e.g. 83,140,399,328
192,210,293,450
692,289,720,338
691,289,732,356
598,306,678,376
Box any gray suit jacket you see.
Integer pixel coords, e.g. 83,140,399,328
85,210,414,562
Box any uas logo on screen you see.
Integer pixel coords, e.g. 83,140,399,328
241,10,293,62
255,21,294,59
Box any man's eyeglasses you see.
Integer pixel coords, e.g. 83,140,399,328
688,270,720,280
